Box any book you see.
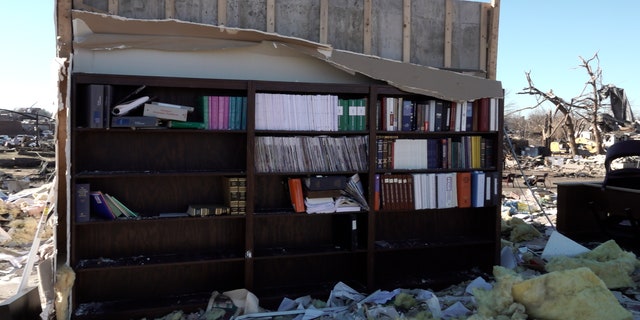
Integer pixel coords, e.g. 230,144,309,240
434,100,444,132
166,121,206,129
200,96,210,129
150,101,195,112
223,177,247,215
344,173,369,210
87,84,105,128
304,175,347,191
240,96,247,130
221,96,230,130
478,98,490,132
143,103,189,121
187,204,231,216
303,188,343,199
111,116,160,128
338,98,349,131
75,183,91,222
107,194,139,218
373,174,381,211
89,191,116,220
288,178,305,213
436,173,457,209
456,172,472,208
209,95,219,130
471,171,486,208
401,99,414,131
335,196,361,212
103,85,113,129
102,193,127,218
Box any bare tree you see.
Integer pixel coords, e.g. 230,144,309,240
518,53,608,155
519,72,580,155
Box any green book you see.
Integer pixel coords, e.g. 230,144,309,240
167,121,206,129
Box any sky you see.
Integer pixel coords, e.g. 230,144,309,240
1,1,639,118
0,2,57,113
497,0,640,117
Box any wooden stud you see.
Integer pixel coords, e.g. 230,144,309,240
266,0,275,32
108,0,118,15
487,0,500,80
56,0,72,264
444,0,453,68
73,0,105,13
218,0,227,26
320,0,328,43
479,2,488,75
402,0,411,62
363,0,372,54
165,0,175,19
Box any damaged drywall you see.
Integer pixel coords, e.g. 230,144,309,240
71,10,502,102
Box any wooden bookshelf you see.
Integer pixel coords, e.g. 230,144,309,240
69,73,502,319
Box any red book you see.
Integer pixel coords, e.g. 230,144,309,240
456,172,472,208
288,178,305,213
478,98,490,132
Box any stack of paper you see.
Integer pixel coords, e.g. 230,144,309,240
305,197,335,214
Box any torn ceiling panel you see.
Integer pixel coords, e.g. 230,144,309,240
71,10,502,102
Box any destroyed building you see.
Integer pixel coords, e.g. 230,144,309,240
2,1,640,320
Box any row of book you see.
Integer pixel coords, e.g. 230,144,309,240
255,93,367,131
378,97,500,132
254,136,369,173
376,136,495,170
223,177,247,215
75,183,139,222
198,95,247,130
374,171,500,211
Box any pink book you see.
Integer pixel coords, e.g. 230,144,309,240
218,96,225,129
209,96,219,130
222,96,230,130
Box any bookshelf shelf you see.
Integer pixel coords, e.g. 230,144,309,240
69,73,502,318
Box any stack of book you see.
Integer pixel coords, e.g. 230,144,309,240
81,187,138,221
223,177,247,215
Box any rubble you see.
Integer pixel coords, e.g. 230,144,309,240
6,147,640,319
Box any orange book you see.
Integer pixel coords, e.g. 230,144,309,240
456,172,472,208
288,178,305,213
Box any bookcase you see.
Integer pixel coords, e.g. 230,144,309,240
69,73,502,319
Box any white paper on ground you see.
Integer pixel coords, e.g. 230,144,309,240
541,231,590,260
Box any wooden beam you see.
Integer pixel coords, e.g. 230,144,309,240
108,0,118,15
218,0,227,26
402,0,411,62
266,0,275,32
444,0,453,68
73,0,107,13
165,0,175,19
487,0,500,80
55,0,72,264
363,0,372,54
320,0,328,43
479,2,488,75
